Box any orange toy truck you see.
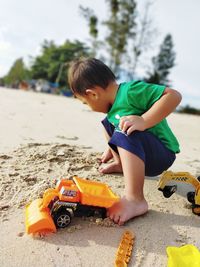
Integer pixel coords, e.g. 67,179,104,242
25,176,119,234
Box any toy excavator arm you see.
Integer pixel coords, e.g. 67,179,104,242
158,171,200,214
158,171,200,190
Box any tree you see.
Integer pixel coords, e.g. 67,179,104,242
132,1,157,72
79,6,99,57
30,40,90,87
104,0,137,73
80,0,176,82
80,0,156,75
3,58,29,86
146,34,176,85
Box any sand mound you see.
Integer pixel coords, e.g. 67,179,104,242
0,143,123,218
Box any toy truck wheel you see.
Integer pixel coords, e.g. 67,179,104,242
187,191,195,204
99,208,107,219
192,205,200,216
54,210,72,228
197,176,200,182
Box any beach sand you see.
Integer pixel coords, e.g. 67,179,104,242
0,87,200,267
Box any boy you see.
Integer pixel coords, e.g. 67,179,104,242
68,57,182,225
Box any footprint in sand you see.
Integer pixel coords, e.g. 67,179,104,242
56,135,79,141
0,155,12,160
70,165,93,172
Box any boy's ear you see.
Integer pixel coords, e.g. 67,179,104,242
85,89,99,100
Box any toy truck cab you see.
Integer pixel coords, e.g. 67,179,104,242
56,179,81,203
47,180,81,229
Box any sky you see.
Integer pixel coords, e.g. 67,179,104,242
0,0,200,108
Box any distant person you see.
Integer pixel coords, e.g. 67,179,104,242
68,58,182,225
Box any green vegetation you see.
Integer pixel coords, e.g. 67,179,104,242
146,34,176,85
79,6,99,57
1,0,198,114
177,105,200,116
1,40,90,90
80,0,176,85
3,58,30,86
103,0,137,73
30,40,90,87
1,0,176,89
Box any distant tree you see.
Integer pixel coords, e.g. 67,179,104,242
104,0,137,74
132,1,157,72
80,1,159,76
30,40,90,87
3,58,29,86
0,78,5,86
79,6,99,56
177,105,200,116
146,34,176,85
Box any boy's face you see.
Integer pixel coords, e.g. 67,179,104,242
75,88,110,113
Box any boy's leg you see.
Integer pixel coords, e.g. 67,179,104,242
101,147,113,163
99,129,123,174
108,130,176,176
100,117,123,172
101,128,113,163
108,147,148,225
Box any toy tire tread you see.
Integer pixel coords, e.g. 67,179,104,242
53,210,72,228
187,191,195,204
192,205,200,216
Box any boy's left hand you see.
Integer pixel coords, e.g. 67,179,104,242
119,115,146,135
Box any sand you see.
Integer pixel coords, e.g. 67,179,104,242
0,87,200,267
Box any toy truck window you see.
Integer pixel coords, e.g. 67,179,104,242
60,187,77,197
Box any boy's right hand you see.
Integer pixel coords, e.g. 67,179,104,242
119,115,147,135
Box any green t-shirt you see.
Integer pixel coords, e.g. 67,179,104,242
107,80,180,153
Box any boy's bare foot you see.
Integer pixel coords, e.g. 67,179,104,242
107,197,148,225
99,162,123,174
101,148,113,163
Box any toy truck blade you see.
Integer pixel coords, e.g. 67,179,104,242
25,198,56,234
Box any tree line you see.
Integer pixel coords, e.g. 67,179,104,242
1,0,175,90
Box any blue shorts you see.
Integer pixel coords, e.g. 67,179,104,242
102,117,176,177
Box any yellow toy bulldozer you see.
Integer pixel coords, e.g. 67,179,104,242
158,171,200,215
25,176,119,234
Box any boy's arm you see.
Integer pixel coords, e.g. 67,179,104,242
141,87,182,128
119,88,182,135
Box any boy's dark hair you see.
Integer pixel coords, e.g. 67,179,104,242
68,57,116,95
